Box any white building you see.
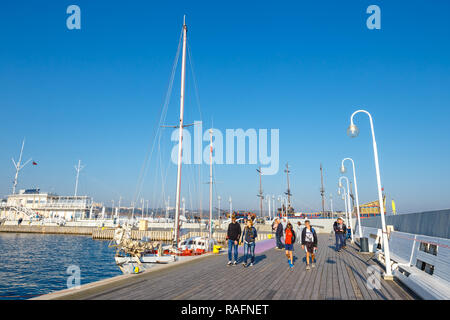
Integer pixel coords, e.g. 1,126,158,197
1,189,92,221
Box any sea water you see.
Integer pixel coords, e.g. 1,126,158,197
0,232,121,300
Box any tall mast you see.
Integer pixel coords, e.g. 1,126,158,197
74,160,84,196
284,163,292,212
256,167,264,217
208,129,213,240
173,16,188,248
11,139,32,195
320,163,325,217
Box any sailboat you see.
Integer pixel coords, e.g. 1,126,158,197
111,16,216,274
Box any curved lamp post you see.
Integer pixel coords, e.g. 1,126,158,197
339,176,354,243
265,194,271,219
329,193,334,217
341,158,362,238
337,187,348,225
348,109,392,278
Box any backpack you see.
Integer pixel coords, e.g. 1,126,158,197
285,228,294,244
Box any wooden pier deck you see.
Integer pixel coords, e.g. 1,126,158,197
41,235,416,300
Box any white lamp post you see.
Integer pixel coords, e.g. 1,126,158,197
265,194,271,219
329,193,334,217
272,195,275,218
339,176,354,243
348,109,392,278
337,187,348,226
341,158,363,238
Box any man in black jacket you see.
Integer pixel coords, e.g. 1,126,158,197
333,217,346,252
226,214,241,265
275,218,284,250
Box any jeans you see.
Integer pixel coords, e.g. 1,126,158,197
227,239,238,262
243,241,255,264
335,233,344,251
276,234,283,249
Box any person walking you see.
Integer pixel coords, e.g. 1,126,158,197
301,220,318,270
226,214,241,265
241,219,258,267
285,222,296,268
295,221,303,244
275,217,284,250
333,217,346,252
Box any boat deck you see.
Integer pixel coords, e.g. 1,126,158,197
44,235,416,300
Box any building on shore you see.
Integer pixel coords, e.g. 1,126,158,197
0,189,93,221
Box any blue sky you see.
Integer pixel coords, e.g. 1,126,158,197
0,1,449,214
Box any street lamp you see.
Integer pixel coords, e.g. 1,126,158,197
339,176,354,243
341,158,363,238
348,109,392,278
272,195,275,219
337,187,348,232
329,193,334,217
265,194,271,219
277,195,282,217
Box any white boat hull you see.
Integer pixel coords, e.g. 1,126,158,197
115,255,176,274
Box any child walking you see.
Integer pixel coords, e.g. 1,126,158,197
284,222,296,268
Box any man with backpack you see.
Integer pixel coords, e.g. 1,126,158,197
301,220,318,270
285,222,296,268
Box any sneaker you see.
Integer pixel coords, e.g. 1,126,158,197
311,263,316,269
233,261,237,265
243,262,247,267
227,261,232,266
248,263,253,267
306,265,311,271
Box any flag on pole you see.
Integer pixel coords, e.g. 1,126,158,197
392,200,396,215
32,161,37,165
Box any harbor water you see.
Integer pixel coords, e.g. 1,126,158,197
0,233,121,300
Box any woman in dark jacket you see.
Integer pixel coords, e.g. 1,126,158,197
241,219,258,267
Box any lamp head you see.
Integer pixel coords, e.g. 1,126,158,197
341,194,345,200
337,189,341,196
347,124,359,138
340,165,346,174
338,181,343,188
